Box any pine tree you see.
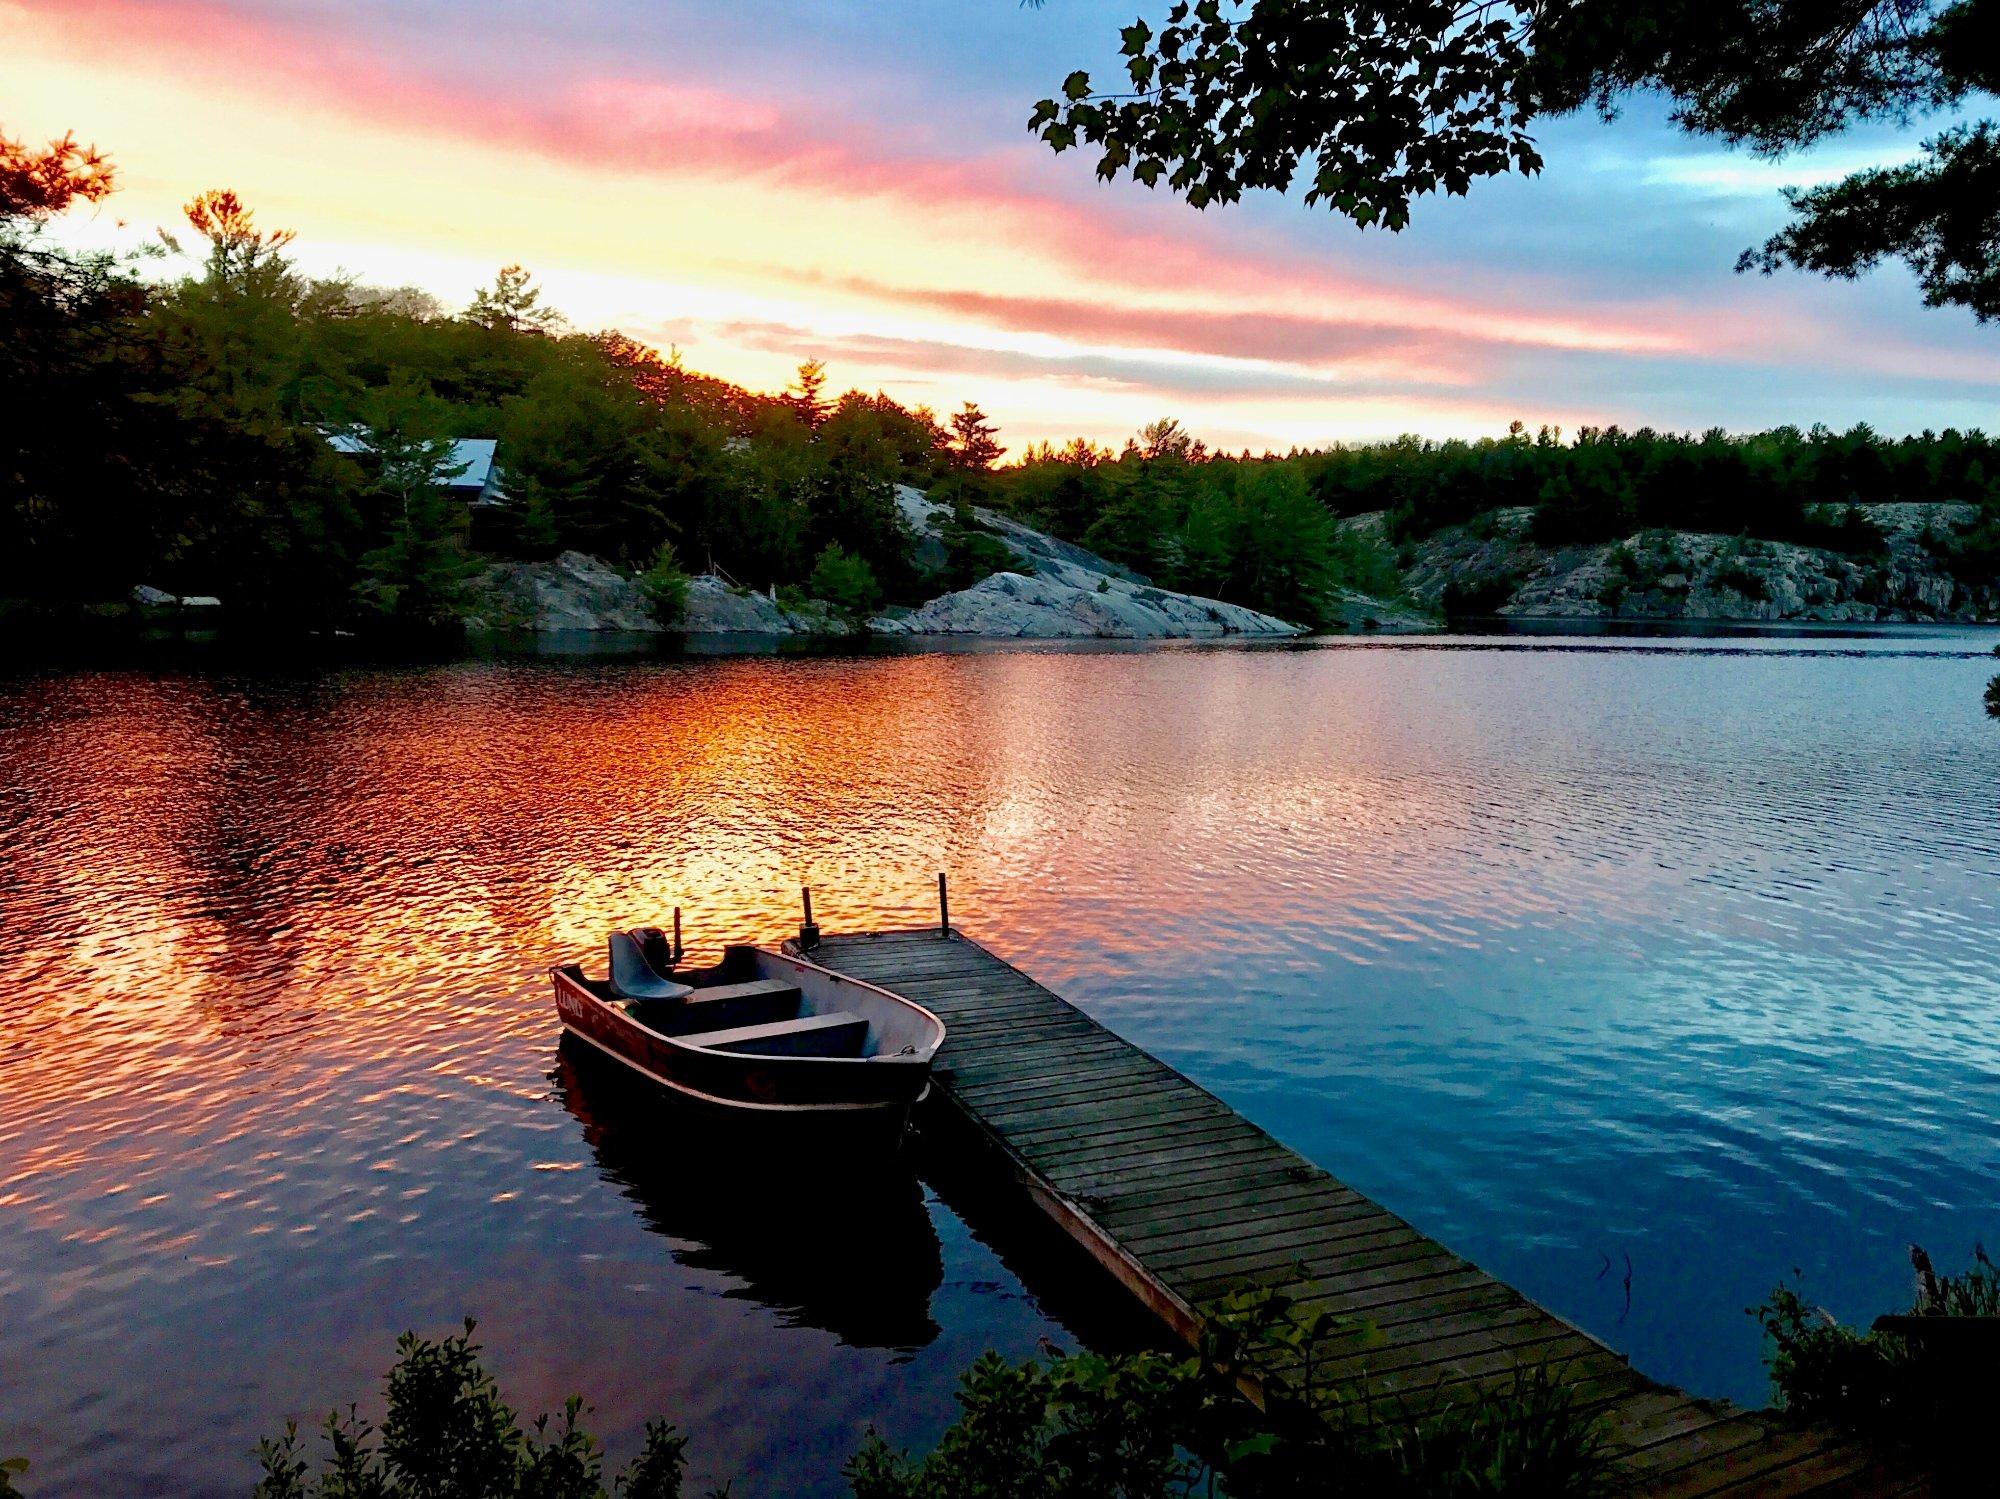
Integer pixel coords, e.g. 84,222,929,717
949,402,1003,470
468,264,560,334
785,359,829,431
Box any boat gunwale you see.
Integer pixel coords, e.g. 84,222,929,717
550,946,948,1068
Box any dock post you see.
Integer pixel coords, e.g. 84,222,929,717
671,906,683,962
799,885,820,951
937,872,949,935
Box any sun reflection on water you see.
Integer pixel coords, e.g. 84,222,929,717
2,637,1998,1493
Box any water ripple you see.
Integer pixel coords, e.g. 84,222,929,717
2,632,1998,1492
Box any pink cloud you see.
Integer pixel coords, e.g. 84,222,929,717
27,0,1997,396
27,0,1717,365
677,317,1472,400
29,0,1032,219
779,274,1508,383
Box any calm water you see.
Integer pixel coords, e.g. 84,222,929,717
4,629,1999,1494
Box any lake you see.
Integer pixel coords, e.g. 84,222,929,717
4,626,1998,1495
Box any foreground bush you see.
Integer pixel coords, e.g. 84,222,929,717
251,1322,697,1499
245,1289,1614,1499
640,541,691,627
807,543,883,627
1754,1242,1997,1484
849,1285,1614,1499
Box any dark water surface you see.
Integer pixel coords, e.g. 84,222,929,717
4,629,1998,1493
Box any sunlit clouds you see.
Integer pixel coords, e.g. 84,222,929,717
9,0,1998,450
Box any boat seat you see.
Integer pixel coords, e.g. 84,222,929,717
607,930,693,1002
694,1010,869,1058
655,979,802,1036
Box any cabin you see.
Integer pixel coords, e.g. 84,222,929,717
437,438,509,509
321,428,511,508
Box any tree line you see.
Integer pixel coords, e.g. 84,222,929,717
992,418,2000,613
2,130,1016,634
7,125,1998,639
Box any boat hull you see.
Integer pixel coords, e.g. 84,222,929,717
551,960,935,1117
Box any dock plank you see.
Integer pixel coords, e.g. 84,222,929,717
804,929,1890,1497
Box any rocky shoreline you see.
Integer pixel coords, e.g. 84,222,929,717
462,494,1995,642
1380,502,1997,624
466,487,1333,640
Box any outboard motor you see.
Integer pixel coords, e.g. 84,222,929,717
631,925,678,978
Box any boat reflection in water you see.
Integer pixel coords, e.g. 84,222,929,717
552,1039,945,1351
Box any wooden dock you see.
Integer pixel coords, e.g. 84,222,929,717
808,928,1924,1498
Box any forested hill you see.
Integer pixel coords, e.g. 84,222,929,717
988,423,2000,625
7,128,1999,637
4,175,1008,632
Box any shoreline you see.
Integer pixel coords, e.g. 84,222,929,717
7,606,1997,671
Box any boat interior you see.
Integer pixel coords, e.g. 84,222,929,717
578,929,931,1062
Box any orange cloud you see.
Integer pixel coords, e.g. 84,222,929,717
15,0,1692,355
9,0,1993,449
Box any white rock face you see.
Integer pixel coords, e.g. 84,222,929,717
472,551,661,631
873,563,1298,638
469,553,847,634
469,489,1418,638
1317,588,1441,634
894,485,1152,582
879,485,1303,638
1399,504,1999,622
678,575,843,634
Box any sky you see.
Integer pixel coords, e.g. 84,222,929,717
7,0,1999,453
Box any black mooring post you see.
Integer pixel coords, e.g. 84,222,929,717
799,884,820,951
672,906,683,963
937,871,950,935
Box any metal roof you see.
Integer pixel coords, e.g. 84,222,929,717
320,427,506,501
444,438,497,490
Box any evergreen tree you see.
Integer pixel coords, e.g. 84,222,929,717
347,377,474,632
468,264,561,335
785,359,829,431
1,129,146,595
949,402,1004,470
1226,465,1338,627
808,541,882,626
179,190,295,290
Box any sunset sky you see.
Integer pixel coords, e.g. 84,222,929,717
9,0,1998,453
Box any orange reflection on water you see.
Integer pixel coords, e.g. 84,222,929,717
7,638,1999,1492
4,646,1698,1269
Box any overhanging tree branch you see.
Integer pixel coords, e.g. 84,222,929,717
1032,0,1999,317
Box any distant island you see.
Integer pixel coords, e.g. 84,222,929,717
7,133,1998,645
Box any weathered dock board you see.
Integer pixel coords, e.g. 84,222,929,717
809,928,1925,1498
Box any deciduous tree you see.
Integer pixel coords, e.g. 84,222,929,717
1036,1,2000,319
